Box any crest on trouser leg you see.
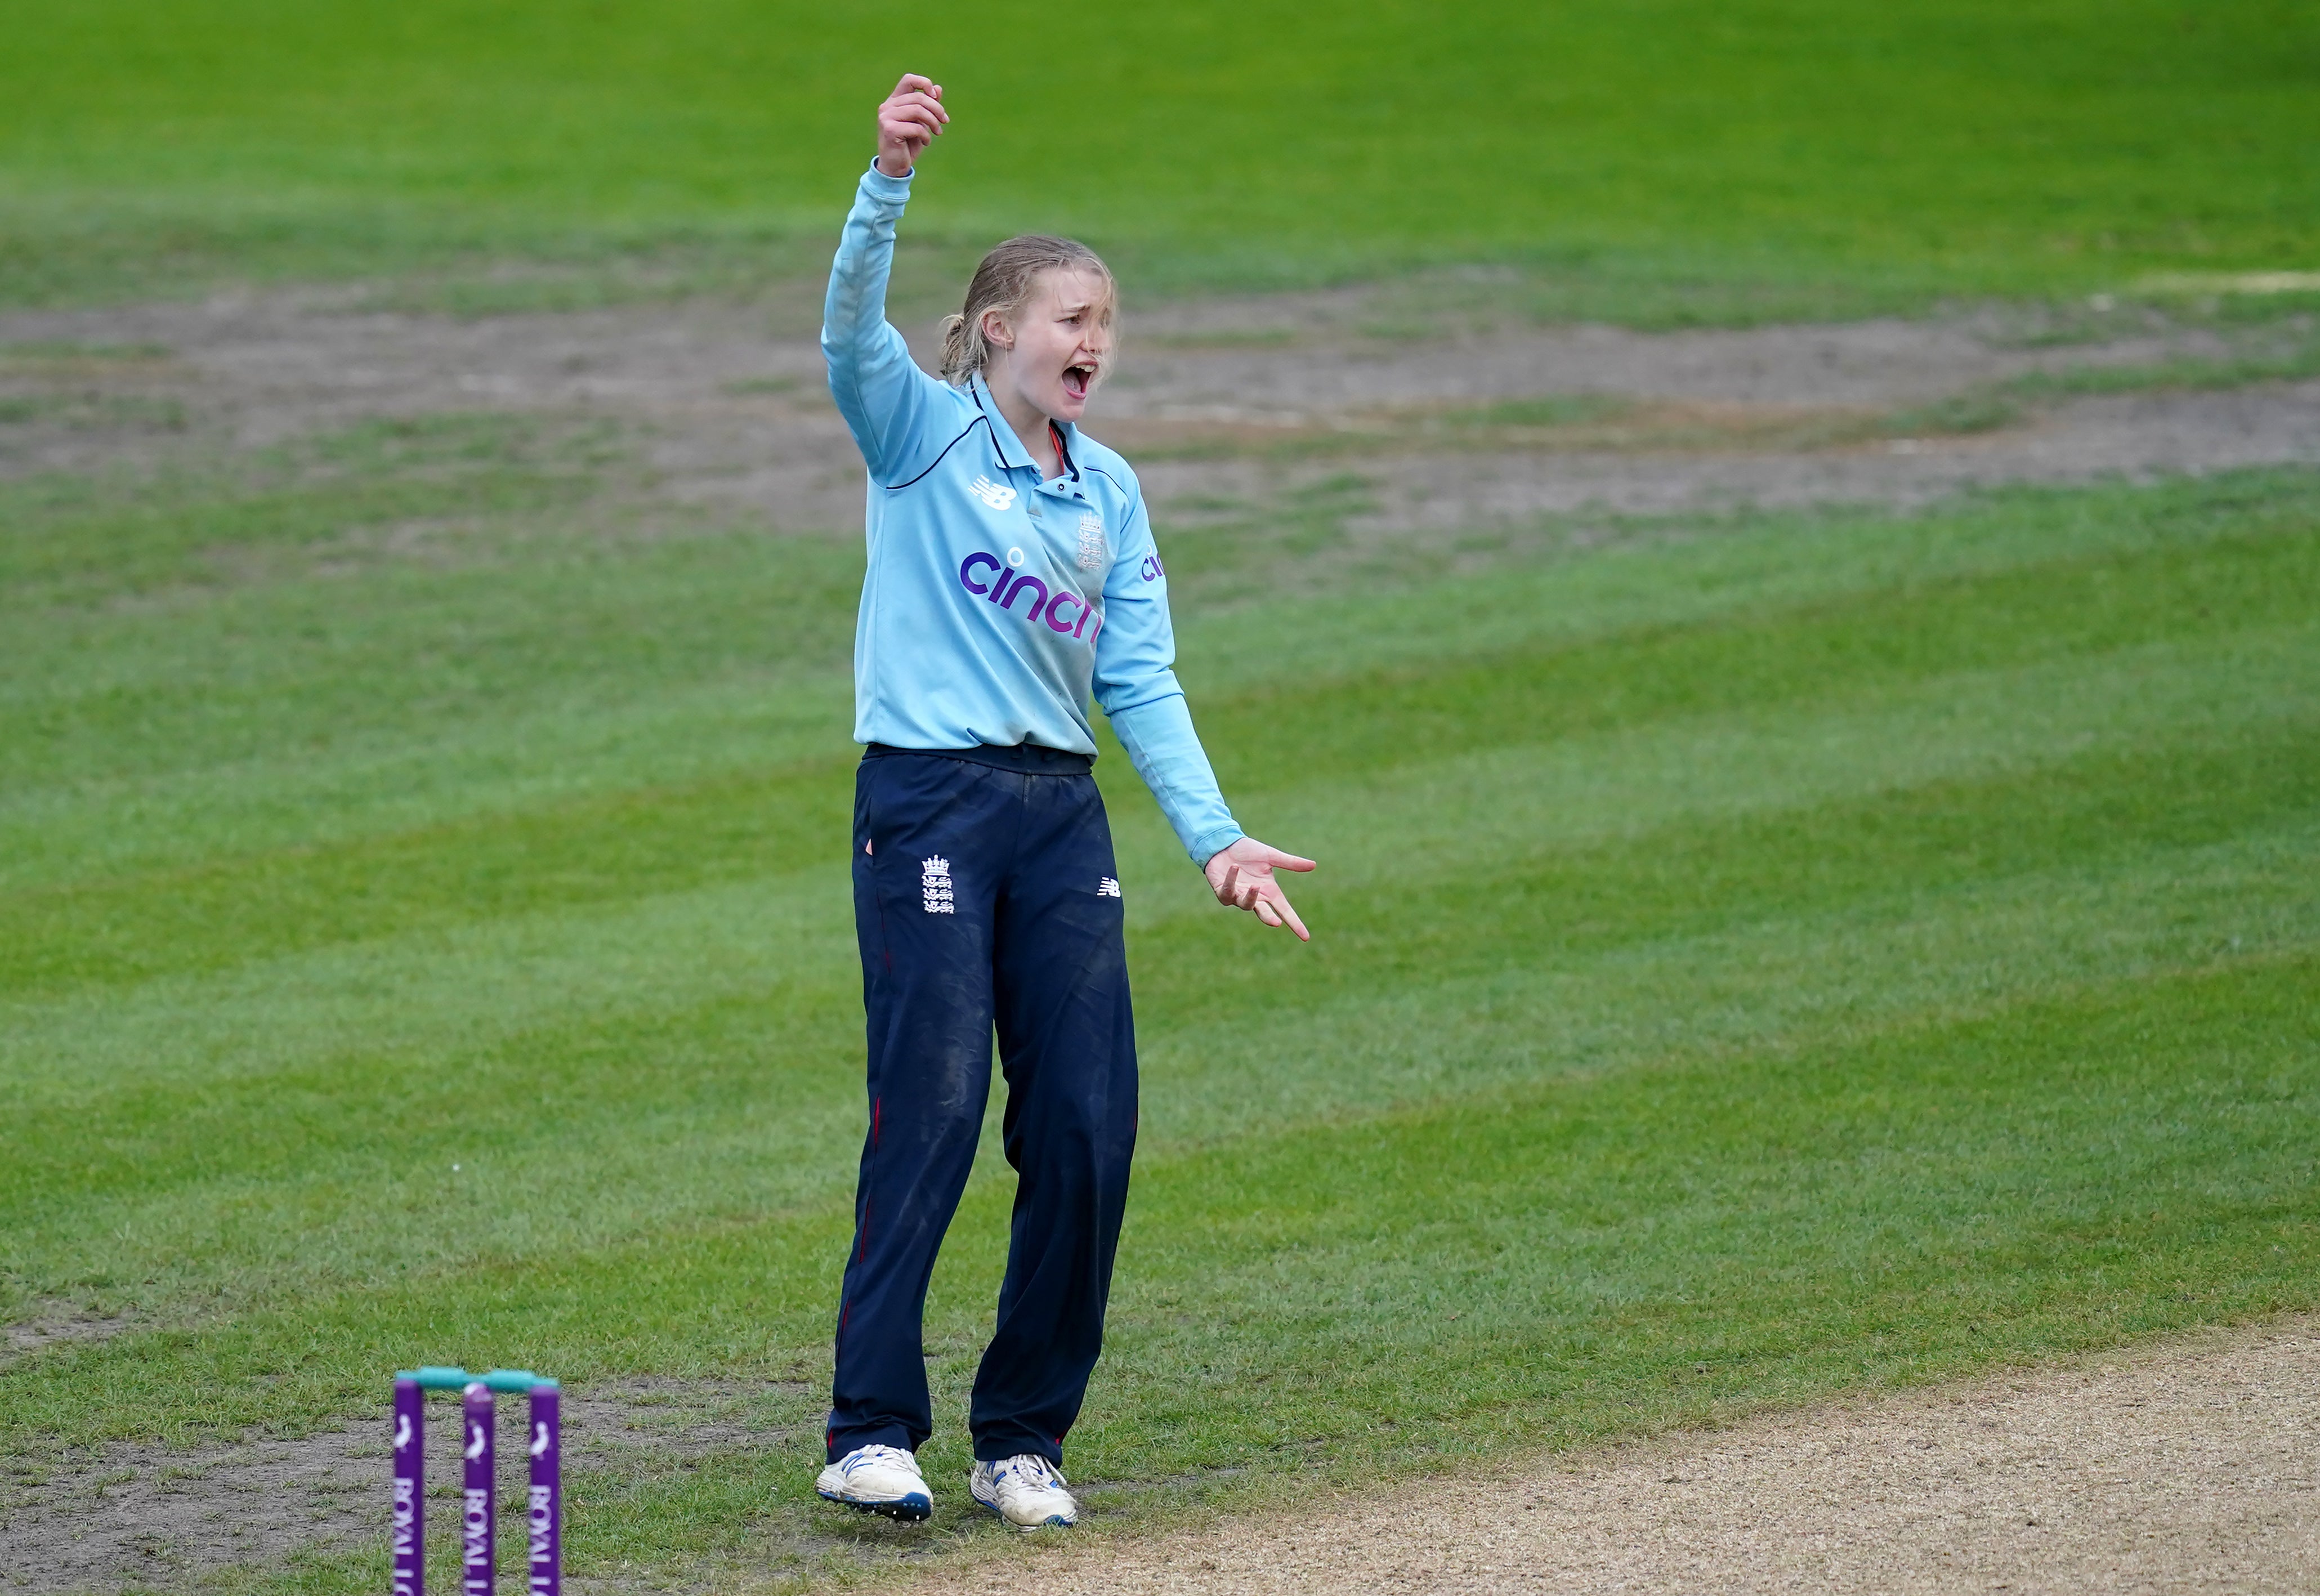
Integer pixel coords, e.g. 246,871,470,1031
921,856,955,914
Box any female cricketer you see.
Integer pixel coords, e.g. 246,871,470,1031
811,74,1315,1532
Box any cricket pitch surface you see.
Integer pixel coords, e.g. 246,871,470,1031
920,1317,2320,1596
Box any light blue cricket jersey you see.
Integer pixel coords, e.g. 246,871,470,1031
824,163,1244,865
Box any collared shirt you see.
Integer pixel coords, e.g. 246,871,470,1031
822,162,1243,865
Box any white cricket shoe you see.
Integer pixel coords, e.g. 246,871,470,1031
969,1454,1079,1530
816,1443,933,1521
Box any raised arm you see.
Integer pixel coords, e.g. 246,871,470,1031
822,75,953,480
1096,490,1315,940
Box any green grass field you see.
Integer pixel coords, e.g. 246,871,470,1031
3,427,2317,1586
2,0,2316,310
5,2,2319,1588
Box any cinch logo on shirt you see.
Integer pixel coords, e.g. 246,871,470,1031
968,475,1018,511
958,551,1104,643
1138,553,1165,582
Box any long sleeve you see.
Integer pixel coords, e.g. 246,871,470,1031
822,164,949,481
1093,488,1244,864
1111,694,1242,865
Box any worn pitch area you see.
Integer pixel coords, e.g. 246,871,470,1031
4,283,2317,527
0,1380,812,1591
919,1321,2320,1596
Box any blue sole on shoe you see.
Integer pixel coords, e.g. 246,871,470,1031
820,1487,932,1522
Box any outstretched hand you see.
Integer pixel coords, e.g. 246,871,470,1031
875,74,948,178
1204,837,1317,942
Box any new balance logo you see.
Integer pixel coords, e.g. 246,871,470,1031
1097,877,1122,898
968,475,1018,511
922,856,955,914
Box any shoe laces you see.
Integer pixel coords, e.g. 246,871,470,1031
848,1443,922,1478
995,1453,1066,1491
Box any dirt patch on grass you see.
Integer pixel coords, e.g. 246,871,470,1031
0,1379,810,1594
928,1317,2320,1596
1,287,2314,551
1,1302,141,1367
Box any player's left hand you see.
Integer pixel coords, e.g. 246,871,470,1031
1204,837,1316,941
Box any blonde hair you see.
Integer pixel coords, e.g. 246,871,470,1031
937,235,1117,386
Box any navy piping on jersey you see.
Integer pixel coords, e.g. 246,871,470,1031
882,413,998,493
1047,417,1080,482
880,392,1083,494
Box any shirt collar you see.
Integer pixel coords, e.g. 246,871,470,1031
970,373,1032,473
971,372,1082,486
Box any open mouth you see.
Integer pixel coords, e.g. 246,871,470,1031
1062,364,1094,401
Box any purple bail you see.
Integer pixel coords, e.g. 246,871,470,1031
392,1378,424,1596
463,1382,495,1595
527,1384,561,1595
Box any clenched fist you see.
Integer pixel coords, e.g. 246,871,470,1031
875,74,948,178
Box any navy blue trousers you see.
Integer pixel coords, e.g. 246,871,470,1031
826,745,1138,1467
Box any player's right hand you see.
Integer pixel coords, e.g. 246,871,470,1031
875,74,947,178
